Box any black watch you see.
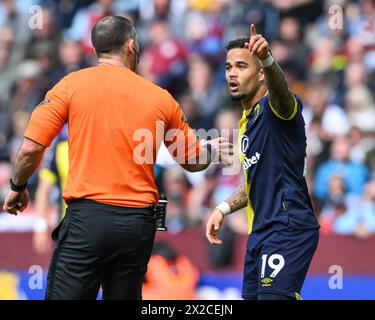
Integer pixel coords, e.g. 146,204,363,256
10,178,27,192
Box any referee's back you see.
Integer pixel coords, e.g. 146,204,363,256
24,65,199,207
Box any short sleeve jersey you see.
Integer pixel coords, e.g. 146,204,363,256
25,65,200,207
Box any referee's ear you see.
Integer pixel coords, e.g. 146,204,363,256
125,38,136,56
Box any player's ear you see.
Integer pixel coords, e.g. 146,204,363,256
258,67,265,83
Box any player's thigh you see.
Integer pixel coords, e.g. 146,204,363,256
256,227,319,299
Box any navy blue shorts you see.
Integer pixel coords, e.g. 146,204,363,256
242,226,319,300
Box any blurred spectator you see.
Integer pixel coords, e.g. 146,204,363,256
40,0,97,30
348,0,375,50
226,0,279,41
0,27,18,153
139,19,188,95
345,61,368,88
50,40,88,85
333,180,375,238
345,37,366,65
345,86,375,133
184,1,227,66
347,126,375,164
270,0,323,21
319,200,348,235
309,36,346,76
186,56,226,118
303,84,350,138
0,162,12,208
0,0,36,44
365,145,375,178
314,136,369,202
179,94,213,131
162,166,191,233
276,16,309,80
64,0,116,54
143,242,199,299
10,60,44,114
8,111,30,162
140,0,171,21
25,9,62,61
189,110,247,268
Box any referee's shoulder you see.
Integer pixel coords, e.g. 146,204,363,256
127,70,176,103
63,66,174,102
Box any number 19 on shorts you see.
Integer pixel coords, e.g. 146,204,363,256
261,254,285,278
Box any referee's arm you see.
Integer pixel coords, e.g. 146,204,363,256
165,96,233,172
3,138,46,215
3,78,69,215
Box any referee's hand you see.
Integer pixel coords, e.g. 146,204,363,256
202,137,234,167
3,189,29,215
206,208,225,245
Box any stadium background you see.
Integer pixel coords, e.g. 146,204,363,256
1,0,375,300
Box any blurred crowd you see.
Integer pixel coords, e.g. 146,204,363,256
0,0,375,267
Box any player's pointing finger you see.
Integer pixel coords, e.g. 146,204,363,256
251,24,257,36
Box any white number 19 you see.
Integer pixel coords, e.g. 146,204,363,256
261,254,285,278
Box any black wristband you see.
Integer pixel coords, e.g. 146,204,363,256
10,178,27,192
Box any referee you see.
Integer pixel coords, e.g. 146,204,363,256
3,16,233,300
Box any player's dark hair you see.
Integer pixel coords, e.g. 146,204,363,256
91,16,136,57
225,38,250,51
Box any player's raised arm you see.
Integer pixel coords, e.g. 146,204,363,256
206,185,247,244
247,24,296,120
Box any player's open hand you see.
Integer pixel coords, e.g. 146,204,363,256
246,24,269,60
206,208,225,245
3,189,29,215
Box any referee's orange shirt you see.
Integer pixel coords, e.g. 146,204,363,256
24,65,200,207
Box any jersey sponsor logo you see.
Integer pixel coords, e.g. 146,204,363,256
242,152,261,170
240,136,249,155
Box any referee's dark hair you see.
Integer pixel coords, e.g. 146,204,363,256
91,16,136,57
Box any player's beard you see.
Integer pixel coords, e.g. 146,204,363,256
230,93,246,101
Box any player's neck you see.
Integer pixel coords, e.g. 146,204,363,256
241,86,267,111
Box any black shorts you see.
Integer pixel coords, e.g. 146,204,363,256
45,199,156,300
